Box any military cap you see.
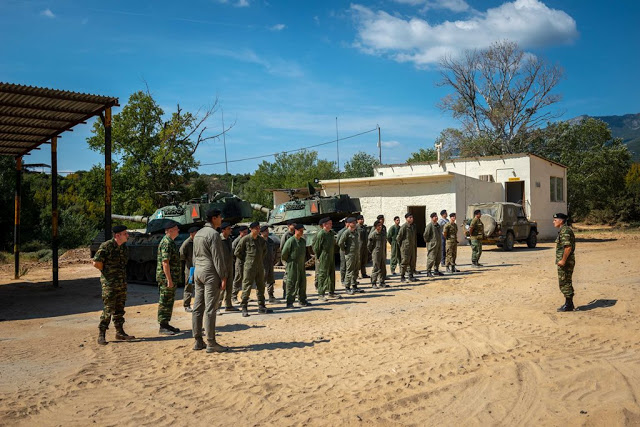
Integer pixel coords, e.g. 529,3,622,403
237,225,248,232
318,217,331,225
377,214,384,220
112,225,127,234
188,226,200,234
404,213,413,219
553,213,568,220
164,220,180,230
345,217,356,223
430,212,438,219
260,225,269,232
294,223,305,230
220,222,231,230
249,221,260,229
440,209,447,216
356,214,364,220
206,208,222,220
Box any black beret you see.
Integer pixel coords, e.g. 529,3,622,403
449,213,456,218
373,220,380,227
260,225,269,232
430,212,438,219
220,222,231,229
404,213,413,219
345,217,356,223
393,216,400,221
164,220,180,230
249,221,260,229
440,210,447,216
553,213,568,220
286,220,296,225
112,225,127,234
377,214,384,220
188,226,199,234
206,209,222,220
318,217,331,225
356,215,364,220
237,225,248,232
294,223,304,230
474,209,481,215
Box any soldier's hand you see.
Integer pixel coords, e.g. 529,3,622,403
221,278,227,291
168,281,175,289
557,260,566,268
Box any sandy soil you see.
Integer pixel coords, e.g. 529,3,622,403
1,231,639,426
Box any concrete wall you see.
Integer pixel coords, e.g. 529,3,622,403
453,174,504,243
528,156,568,239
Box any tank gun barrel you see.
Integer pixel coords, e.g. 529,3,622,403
112,214,149,223
251,203,270,215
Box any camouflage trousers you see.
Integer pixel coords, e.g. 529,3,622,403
344,254,360,289
99,280,127,331
390,242,400,272
470,239,482,263
183,270,193,307
157,281,176,324
557,259,575,298
445,241,457,266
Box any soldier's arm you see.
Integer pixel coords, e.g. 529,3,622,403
338,231,347,251
92,242,108,271
234,237,246,261
312,233,323,258
211,232,228,289
281,237,291,263
557,246,572,267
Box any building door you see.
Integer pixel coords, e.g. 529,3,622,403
505,181,525,205
407,205,426,247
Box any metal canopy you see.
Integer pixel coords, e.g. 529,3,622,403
0,82,119,157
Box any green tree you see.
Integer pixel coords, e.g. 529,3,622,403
242,150,339,220
407,148,437,164
343,151,379,178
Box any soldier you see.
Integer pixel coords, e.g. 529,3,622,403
314,217,341,301
377,214,387,236
281,223,311,308
231,225,248,302
397,213,418,282
156,220,182,335
387,216,401,275
368,220,388,288
180,226,199,313
235,221,272,317
336,225,348,286
338,217,363,294
192,209,228,353
553,213,576,312
423,212,444,277
469,209,484,267
356,215,369,279
443,213,460,273
261,225,278,303
92,225,135,345
218,222,239,312
438,210,449,268
279,220,296,299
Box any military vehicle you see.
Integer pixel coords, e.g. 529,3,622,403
464,202,538,251
90,192,254,284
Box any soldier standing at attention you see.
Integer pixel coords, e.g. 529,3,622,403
231,225,248,303
469,209,484,267
339,217,363,294
356,215,369,279
92,225,135,345
424,212,444,277
443,213,460,273
235,222,272,317
279,220,296,299
180,226,199,313
438,210,449,268
218,222,239,312
553,213,576,312
281,223,311,308
368,220,388,288
337,225,348,286
157,220,182,335
387,216,401,275
314,217,341,301
261,225,278,303
192,209,228,353
397,213,418,282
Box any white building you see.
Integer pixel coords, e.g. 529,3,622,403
320,153,567,244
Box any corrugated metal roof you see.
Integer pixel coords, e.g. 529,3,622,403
0,82,119,157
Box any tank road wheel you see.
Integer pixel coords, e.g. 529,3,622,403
526,230,538,248
134,262,146,282
126,261,136,281
503,231,515,251
144,262,156,283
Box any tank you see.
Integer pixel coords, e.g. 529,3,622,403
90,192,254,285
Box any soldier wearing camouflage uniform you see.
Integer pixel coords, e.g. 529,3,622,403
423,212,444,277
281,223,311,308
218,222,239,312
261,225,278,303
92,225,135,345
469,209,484,267
231,226,248,302
235,222,272,317
443,213,460,273
313,217,341,301
387,216,401,274
156,221,182,335
279,220,296,299
179,226,199,312
397,213,418,282
338,217,363,294
554,213,576,312
356,215,370,279
368,220,388,288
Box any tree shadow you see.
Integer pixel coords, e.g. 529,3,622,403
576,299,617,311
575,238,618,243
230,338,331,352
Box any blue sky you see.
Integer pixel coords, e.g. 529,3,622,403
1,0,638,174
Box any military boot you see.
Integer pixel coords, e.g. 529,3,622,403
258,305,273,314
206,341,228,353
434,269,444,276
452,265,460,272
268,292,277,304
242,305,250,317
97,329,107,346
446,266,452,273
557,297,575,312
426,270,434,278
193,338,206,351
159,323,175,335
115,326,136,340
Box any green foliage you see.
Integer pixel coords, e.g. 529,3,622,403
407,148,437,164
59,209,98,249
625,163,640,194
342,151,379,178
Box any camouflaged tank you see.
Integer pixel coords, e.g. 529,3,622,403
90,192,254,285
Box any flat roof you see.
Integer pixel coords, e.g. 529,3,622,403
379,152,567,170
0,82,119,157
321,172,455,186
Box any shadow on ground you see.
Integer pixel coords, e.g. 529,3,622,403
576,299,617,311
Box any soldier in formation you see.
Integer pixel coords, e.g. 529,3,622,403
156,220,182,335
443,213,460,273
368,220,388,288
231,225,248,302
397,213,418,282
553,213,576,312
279,220,296,299
313,217,340,301
438,210,449,268
235,222,272,317
468,209,484,267
218,222,239,312
387,216,401,275
339,217,364,294
180,226,199,313
261,225,278,303
356,215,369,279
281,223,311,308
92,225,135,345
423,212,444,277
337,225,348,286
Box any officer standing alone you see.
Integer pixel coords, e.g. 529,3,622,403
554,213,576,312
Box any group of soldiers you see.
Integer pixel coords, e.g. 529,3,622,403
92,208,577,352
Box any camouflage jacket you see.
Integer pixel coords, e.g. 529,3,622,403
156,234,182,285
555,225,575,263
93,238,128,285
469,217,484,239
443,222,458,242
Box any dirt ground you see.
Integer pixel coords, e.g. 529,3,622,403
1,230,639,426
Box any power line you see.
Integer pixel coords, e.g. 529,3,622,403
199,127,378,167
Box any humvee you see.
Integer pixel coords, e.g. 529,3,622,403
465,202,538,251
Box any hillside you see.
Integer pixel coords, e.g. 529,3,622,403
571,113,640,161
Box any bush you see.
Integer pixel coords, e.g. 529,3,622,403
36,249,53,262
21,241,48,252
0,252,9,264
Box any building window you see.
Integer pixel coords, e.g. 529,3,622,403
550,177,564,202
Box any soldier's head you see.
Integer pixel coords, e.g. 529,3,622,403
237,225,249,237
357,215,364,225
374,220,382,231
394,216,400,225
206,209,222,228
474,209,482,218
553,213,568,228
294,223,304,238
287,220,296,232
377,214,385,225
112,225,128,245
188,226,199,239
430,212,438,223
440,210,447,219
260,225,270,239
220,222,232,238
450,213,457,223
319,217,332,231
345,217,357,231
164,221,180,239
405,213,414,224
249,222,260,237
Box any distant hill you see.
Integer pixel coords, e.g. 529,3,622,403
570,113,640,161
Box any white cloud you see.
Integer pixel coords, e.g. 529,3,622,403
392,0,470,12
381,140,401,148
201,46,303,78
236,0,250,7
352,0,578,67
41,9,55,18
270,24,286,31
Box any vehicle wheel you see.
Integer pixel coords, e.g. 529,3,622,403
526,230,537,248
503,232,515,251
